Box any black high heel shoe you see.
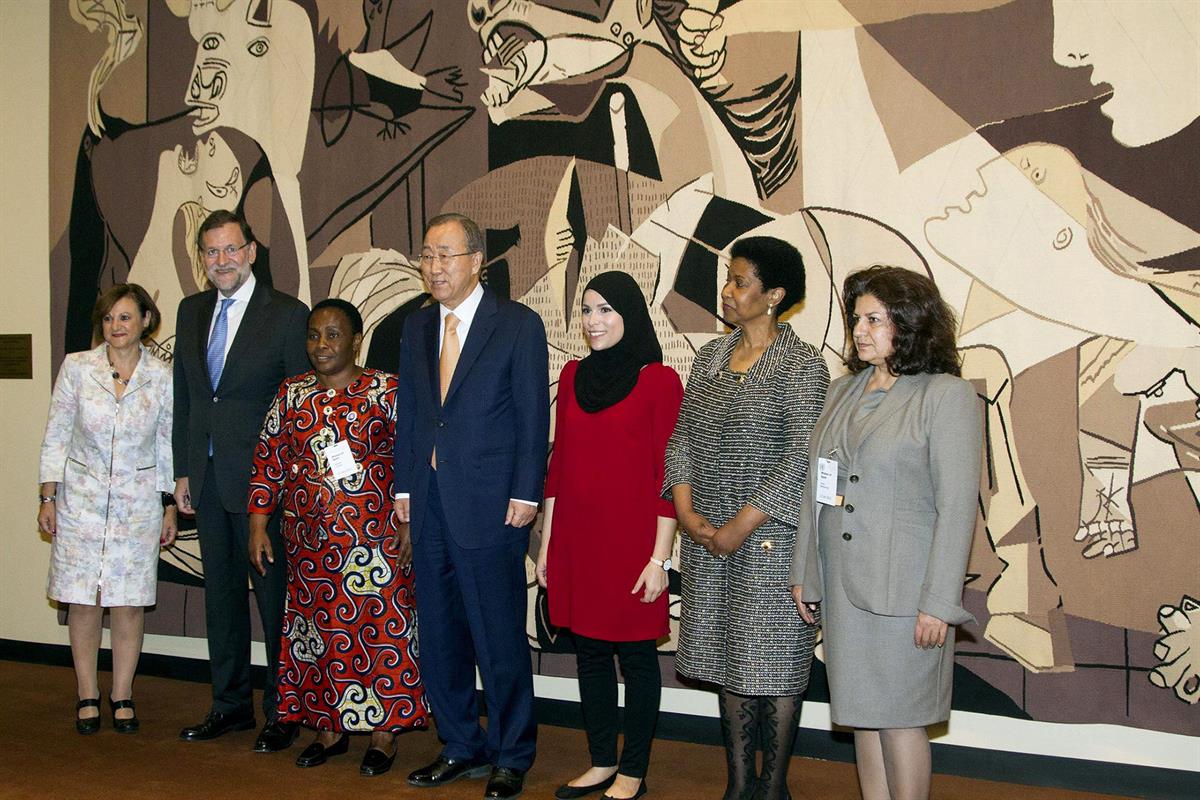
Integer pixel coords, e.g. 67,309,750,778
76,698,101,735
109,698,139,734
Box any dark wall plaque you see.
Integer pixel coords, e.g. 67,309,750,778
0,334,33,379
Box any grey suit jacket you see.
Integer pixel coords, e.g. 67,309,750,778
789,368,982,625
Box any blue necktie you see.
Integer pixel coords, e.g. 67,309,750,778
207,298,233,391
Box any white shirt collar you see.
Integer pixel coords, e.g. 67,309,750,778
439,282,484,328
219,273,257,305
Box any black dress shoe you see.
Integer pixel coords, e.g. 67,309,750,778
407,755,492,787
295,734,349,768
76,698,101,736
360,746,396,777
556,773,617,799
179,710,256,741
109,698,139,734
253,720,299,752
601,780,647,800
486,766,526,799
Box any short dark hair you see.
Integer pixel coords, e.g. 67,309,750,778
196,209,254,251
91,283,162,344
310,298,364,335
425,212,485,257
842,266,960,376
729,236,806,315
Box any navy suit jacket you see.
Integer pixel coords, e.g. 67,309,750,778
173,282,309,513
393,290,550,548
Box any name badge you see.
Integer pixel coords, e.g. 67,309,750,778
325,440,360,481
815,457,842,506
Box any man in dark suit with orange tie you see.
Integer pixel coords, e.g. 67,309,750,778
172,209,308,752
393,213,549,800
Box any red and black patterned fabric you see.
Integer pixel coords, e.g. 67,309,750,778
249,369,429,733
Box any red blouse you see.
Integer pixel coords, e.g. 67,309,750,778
544,360,683,641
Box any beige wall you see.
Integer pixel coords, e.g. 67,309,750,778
0,3,60,648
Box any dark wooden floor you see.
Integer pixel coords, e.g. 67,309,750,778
0,660,1126,799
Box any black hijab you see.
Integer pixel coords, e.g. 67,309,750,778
574,271,663,413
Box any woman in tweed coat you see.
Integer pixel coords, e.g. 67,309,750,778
664,237,829,800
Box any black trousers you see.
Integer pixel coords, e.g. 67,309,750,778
574,633,661,778
196,463,286,720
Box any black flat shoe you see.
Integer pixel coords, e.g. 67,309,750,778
254,720,299,752
407,755,492,787
602,780,647,800
295,735,349,768
179,710,256,741
109,698,139,734
556,773,617,799
360,746,396,777
76,698,100,735
486,766,526,799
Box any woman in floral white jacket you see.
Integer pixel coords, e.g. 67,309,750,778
38,284,176,735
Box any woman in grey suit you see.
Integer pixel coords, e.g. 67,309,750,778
666,237,829,800
790,266,982,800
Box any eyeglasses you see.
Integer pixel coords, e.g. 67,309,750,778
202,241,252,261
414,251,476,267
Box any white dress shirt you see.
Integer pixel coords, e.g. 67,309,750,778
438,282,485,350
206,274,257,362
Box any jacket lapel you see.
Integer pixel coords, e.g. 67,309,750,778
444,290,497,405
849,371,923,455
123,343,153,396
424,307,440,407
196,290,218,388
86,344,117,399
812,368,866,459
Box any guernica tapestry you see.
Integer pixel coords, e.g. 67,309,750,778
48,0,1197,739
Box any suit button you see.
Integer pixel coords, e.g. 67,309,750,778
845,504,854,513
849,474,859,483
212,396,219,403
436,420,445,427
842,532,852,541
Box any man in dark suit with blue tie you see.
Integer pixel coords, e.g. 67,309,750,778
172,209,309,752
393,213,549,800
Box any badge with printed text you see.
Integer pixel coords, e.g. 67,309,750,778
325,440,360,481
815,457,842,506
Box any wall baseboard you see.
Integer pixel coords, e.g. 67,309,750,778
4,639,1194,800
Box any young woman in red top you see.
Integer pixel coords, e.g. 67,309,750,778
537,271,683,800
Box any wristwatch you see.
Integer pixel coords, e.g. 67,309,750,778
38,494,56,504
650,557,672,572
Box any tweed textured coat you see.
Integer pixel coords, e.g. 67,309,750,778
664,325,828,695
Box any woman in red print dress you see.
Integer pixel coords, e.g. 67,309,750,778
248,298,428,777
536,271,683,800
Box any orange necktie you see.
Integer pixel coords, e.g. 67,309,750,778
433,313,460,469
440,312,460,403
